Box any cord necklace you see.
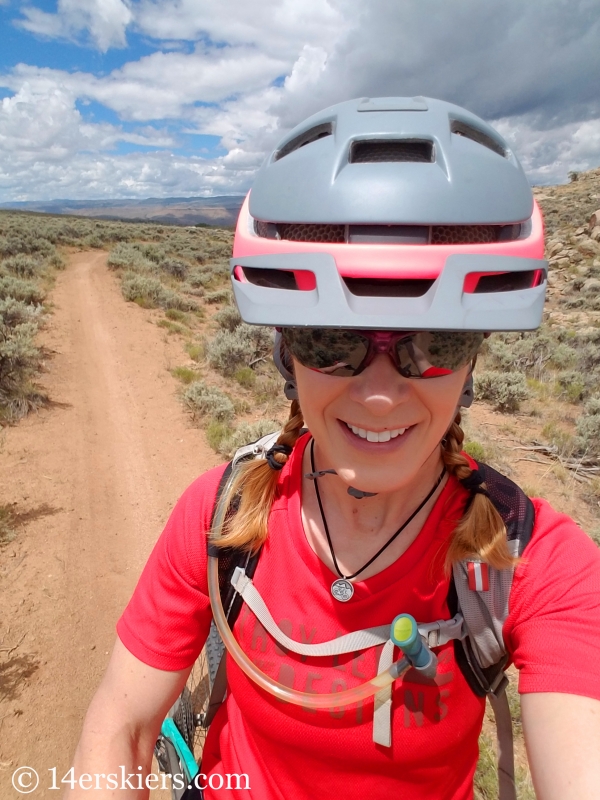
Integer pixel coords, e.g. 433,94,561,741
310,439,445,602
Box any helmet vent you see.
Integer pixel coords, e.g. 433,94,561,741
450,120,507,158
350,139,434,163
276,223,346,243
431,225,499,244
274,122,333,161
473,270,537,294
255,220,522,245
344,278,434,297
239,267,299,290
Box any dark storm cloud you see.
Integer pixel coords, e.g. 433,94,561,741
275,0,600,130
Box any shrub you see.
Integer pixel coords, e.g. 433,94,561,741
205,421,229,451
122,272,166,306
575,396,600,457
0,321,40,383
0,276,46,305
0,297,42,328
237,323,273,354
208,330,254,375
484,339,516,371
165,308,188,323
0,319,46,421
207,324,272,376
555,371,586,403
187,268,214,288
205,288,232,304
84,235,105,249
548,342,578,370
108,243,155,272
121,272,198,311
214,304,242,332
160,258,189,280
1,254,43,278
463,441,487,461
235,367,256,388
48,251,66,270
541,421,576,458
183,380,235,422
253,372,284,402
171,366,200,384
181,284,205,298
185,340,206,362
474,371,529,413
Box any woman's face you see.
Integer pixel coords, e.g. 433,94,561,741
294,353,470,495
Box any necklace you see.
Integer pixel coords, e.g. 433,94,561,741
310,439,446,602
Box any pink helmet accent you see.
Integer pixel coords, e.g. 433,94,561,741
233,194,545,292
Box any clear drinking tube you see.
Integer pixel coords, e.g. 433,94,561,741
207,469,411,710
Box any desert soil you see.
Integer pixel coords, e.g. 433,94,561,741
0,251,220,798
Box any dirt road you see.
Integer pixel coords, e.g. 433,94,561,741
0,252,220,798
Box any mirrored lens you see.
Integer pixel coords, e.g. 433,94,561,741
395,331,484,377
281,328,369,376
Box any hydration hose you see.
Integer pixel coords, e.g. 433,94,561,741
207,467,437,710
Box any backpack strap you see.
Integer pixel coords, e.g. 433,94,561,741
449,461,535,800
204,432,282,725
449,460,535,694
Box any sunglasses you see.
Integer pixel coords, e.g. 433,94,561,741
280,328,484,379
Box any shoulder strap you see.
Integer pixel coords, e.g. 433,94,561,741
449,461,535,800
449,460,535,694
208,460,263,626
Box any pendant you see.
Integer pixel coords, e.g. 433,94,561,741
331,578,354,602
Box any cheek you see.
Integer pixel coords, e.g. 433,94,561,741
293,361,346,427
414,369,469,428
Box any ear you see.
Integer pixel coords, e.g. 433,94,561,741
273,331,298,400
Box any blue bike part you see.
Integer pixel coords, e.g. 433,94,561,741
391,613,431,669
161,718,199,782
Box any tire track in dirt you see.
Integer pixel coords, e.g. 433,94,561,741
0,252,220,798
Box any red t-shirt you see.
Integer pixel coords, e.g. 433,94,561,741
117,434,600,799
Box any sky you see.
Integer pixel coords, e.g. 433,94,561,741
0,0,599,201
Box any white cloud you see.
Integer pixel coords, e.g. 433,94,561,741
495,116,600,185
135,0,344,58
17,0,133,52
0,149,251,201
0,83,174,170
3,46,288,122
2,0,600,200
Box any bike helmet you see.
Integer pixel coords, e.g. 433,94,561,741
230,95,547,334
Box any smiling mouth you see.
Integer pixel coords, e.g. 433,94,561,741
345,422,409,443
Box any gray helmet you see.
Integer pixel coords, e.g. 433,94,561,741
231,96,547,332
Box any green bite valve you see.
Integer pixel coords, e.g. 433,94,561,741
391,614,437,677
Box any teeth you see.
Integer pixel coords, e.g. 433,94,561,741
347,423,407,442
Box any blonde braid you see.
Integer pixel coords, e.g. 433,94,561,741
213,400,304,553
442,413,516,570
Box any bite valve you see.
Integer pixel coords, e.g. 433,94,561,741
391,613,438,680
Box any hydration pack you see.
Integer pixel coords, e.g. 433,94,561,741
207,432,535,800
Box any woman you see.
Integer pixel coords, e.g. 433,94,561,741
67,98,600,799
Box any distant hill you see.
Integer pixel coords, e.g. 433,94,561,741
0,195,245,227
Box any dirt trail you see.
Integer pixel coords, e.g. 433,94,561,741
0,252,220,798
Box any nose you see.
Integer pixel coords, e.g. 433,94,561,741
347,354,410,416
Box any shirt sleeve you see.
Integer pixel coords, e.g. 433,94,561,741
116,464,227,671
505,498,600,699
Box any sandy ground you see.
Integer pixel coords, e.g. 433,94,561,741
0,252,220,798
